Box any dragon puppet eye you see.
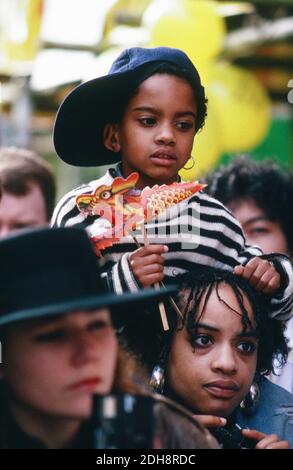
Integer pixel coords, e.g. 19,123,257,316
100,190,112,200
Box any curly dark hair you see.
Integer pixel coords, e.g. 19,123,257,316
203,156,293,254
121,267,288,377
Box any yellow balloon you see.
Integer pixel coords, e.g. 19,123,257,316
144,0,226,63
207,63,271,152
180,104,223,180
4,0,42,63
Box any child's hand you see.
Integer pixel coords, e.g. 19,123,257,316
242,429,290,449
128,245,168,288
234,257,281,294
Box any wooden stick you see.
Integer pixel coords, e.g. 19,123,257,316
142,225,149,247
142,225,169,331
131,233,140,248
164,288,183,320
130,231,183,321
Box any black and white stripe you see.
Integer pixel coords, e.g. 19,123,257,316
52,169,293,320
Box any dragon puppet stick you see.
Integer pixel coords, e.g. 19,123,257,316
130,232,183,321
142,223,170,331
76,172,206,331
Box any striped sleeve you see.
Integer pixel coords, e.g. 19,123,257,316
102,253,141,294
51,185,92,228
264,254,293,321
51,171,114,229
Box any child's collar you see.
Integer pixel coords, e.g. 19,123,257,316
109,163,181,184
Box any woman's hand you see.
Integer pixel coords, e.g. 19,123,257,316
242,429,290,449
234,257,280,294
128,244,168,287
193,415,227,428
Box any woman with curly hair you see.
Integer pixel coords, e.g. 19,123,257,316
204,156,293,393
122,268,293,449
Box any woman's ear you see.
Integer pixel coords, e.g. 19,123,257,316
104,124,121,153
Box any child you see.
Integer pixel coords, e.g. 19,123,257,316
122,268,293,449
52,46,293,320
0,227,215,449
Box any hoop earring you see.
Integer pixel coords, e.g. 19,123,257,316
183,156,195,171
150,364,165,393
240,381,260,414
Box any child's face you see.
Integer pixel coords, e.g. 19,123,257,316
112,73,197,189
0,309,118,420
228,198,290,257
167,283,258,417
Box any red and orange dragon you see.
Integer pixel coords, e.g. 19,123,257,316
76,172,205,252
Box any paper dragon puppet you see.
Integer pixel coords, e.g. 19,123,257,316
76,172,205,252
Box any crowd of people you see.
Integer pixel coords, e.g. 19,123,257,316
0,45,293,449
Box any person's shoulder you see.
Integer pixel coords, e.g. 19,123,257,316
245,377,293,418
188,188,233,212
252,377,293,445
54,170,114,211
196,190,234,213
51,169,114,226
260,377,293,405
236,377,293,444
152,395,219,449
61,171,113,202
187,189,243,230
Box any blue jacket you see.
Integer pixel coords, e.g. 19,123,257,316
236,377,293,446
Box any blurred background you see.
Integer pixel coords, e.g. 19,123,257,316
0,0,292,198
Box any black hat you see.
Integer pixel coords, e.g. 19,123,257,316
0,227,174,328
53,46,205,167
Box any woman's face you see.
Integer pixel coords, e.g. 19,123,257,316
167,283,258,417
228,198,290,256
0,309,118,420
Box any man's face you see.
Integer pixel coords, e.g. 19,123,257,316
0,182,48,238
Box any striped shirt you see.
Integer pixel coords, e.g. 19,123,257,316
52,166,293,320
